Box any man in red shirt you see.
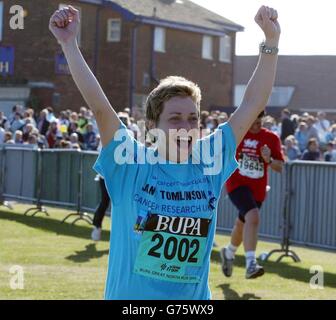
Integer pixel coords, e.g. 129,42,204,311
221,111,284,279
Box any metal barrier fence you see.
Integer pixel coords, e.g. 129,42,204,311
217,161,336,251
0,145,4,203
81,151,102,212
39,149,81,208
0,146,103,220
217,169,284,241
0,146,335,250
2,146,37,203
287,162,336,250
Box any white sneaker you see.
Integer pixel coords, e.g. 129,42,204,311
91,227,102,241
245,260,264,279
220,247,234,277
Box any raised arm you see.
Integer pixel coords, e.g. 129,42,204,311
228,6,281,145
49,5,120,146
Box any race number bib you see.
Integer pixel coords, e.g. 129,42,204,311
238,154,265,179
134,214,211,283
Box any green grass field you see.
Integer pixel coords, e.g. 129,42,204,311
0,203,335,300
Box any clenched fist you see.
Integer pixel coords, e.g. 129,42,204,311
255,6,281,43
49,5,80,46
261,144,272,163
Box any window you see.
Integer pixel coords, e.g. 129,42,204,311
142,72,150,87
0,1,3,42
107,19,121,42
59,4,81,46
154,27,165,52
235,85,295,107
202,36,213,60
219,35,231,63
234,85,246,107
133,94,148,110
268,86,295,106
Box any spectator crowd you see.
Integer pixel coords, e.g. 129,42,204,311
0,105,104,151
1,104,336,162
262,109,336,162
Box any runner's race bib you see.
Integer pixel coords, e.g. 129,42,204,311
134,213,211,283
238,154,264,179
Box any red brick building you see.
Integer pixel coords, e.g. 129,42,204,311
235,55,336,118
0,0,243,115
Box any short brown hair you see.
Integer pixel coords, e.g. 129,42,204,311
145,76,201,125
282,108,290,116
258,111,266,118
308,138,318,147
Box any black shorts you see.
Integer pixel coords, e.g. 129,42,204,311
228,186,262,223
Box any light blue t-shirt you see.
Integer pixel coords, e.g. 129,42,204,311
93,122,238,300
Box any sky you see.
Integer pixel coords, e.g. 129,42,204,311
191,0,336,56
